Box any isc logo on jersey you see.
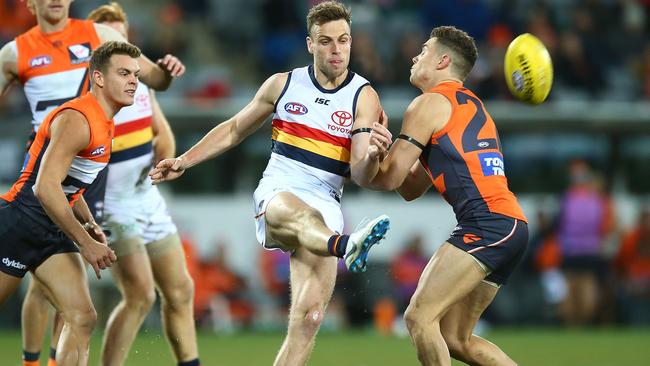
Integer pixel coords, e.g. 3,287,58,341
284,102,308,115
478,152,505,176
91,145,106,156
29,55,52,68
68,43,92,64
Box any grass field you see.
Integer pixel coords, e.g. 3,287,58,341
0,328,648,365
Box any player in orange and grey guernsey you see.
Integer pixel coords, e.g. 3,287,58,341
0,1,185,365
0,41,140,366
362,26,528,366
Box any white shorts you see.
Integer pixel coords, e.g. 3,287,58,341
253,177,344,249
102,185,177,245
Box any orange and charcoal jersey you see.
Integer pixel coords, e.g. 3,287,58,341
0,93,113,230
15,19,101,132
419,81,527,224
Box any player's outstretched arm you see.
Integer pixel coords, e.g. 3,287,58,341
95,23,184,91
0,41,19,97
149,72,288,184
349,85,388,187
33,110,116,278
366,93,451,191
150,90,176,164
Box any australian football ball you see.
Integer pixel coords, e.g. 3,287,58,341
504,33,553,105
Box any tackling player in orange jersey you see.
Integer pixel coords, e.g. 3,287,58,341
0,41,140,366
363,26,528,366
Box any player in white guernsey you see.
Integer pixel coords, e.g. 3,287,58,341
150,2,390,365
0,2,187,366
87,5,200,366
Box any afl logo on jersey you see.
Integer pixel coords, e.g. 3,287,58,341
29,55,52,68
284,102,308,115
68,43,92,64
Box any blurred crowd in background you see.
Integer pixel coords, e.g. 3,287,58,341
1,0,650,113
1,0,650,332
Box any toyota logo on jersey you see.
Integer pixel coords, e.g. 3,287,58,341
328,110,353,133
331,111,352,127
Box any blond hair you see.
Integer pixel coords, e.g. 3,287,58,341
306,1,351,36
87,2,128,31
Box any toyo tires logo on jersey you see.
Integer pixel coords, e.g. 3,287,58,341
284,102,308,115
478,152,505,176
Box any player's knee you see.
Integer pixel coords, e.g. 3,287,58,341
404,305,433,334
303,308,324,332
163,278,194,309
125,286,156,313
63,306,97,333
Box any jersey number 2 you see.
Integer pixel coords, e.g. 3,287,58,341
456,92,500,153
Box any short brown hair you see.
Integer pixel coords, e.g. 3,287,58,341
87,2,129,31
89,41,141,74
306,1,351,36
430,26,478,79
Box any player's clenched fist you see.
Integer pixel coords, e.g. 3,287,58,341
157,54,186,77
149,157,188,184
80,240,116,279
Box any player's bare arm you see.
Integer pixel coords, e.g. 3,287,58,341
71,195,108,245
395,160,432,201
349,85,389,187
0,41,18,96
33,110,116,278
95,23,185,90
149,72,288,184
149,90,176,164
367,92,451,191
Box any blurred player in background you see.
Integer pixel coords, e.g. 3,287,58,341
0,41,139,366
363,26,528,366
150,1,389,365
87,4,199,366
0,1,186,365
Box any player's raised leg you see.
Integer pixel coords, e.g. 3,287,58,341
264,192,389,270
273,249,338,366
33,253,97,366
149,234,199,364
440,282,516,366
403,243,486,366
101,240,156,366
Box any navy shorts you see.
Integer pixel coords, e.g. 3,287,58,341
0,200,78,278
447,214,528,285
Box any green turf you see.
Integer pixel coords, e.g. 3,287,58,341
0,328,648,365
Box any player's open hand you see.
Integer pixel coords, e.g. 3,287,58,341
149,157,187,184
157,54,185,77
368,122,392,160
80,240,117,279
